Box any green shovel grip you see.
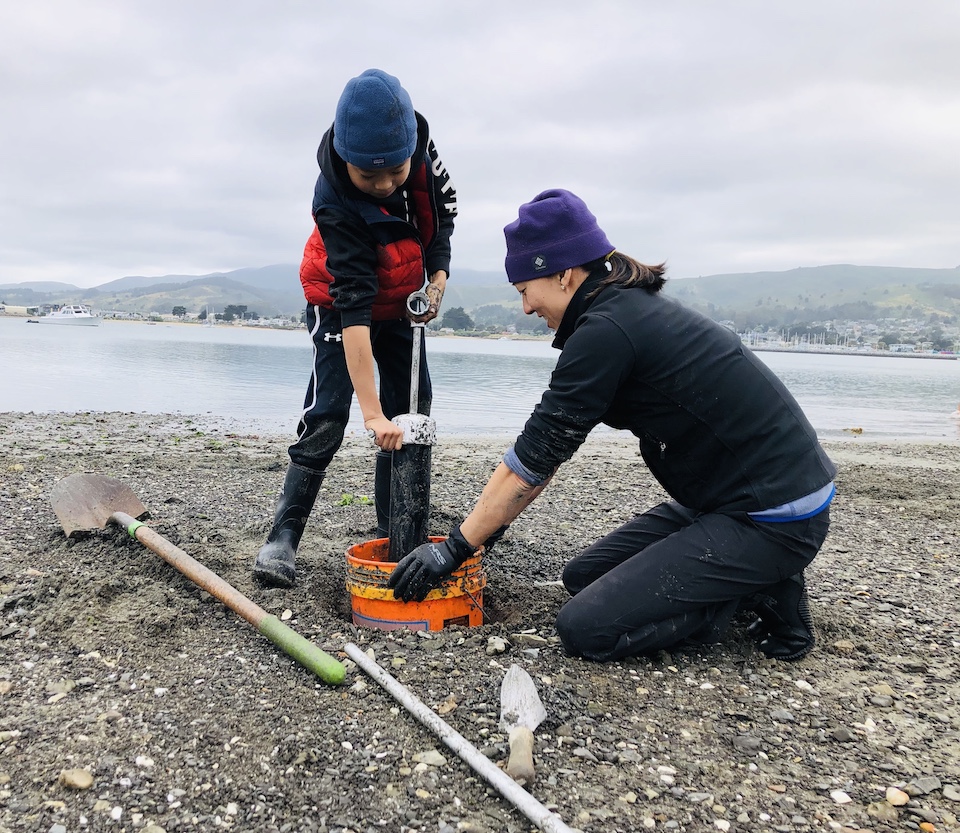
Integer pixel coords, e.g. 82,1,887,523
258,615,346,685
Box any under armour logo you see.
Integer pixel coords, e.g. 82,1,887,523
323,331,343,342
532,255,547,271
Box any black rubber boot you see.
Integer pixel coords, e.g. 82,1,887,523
374,450,392,540
747,573,816,661
253,463,324,587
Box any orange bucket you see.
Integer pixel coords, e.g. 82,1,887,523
345,537,485,631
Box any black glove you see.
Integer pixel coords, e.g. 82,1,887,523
387,526,475,602
482,525,509,554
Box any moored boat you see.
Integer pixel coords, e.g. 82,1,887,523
38,305,101,326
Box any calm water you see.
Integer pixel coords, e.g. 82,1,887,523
1,316,958,443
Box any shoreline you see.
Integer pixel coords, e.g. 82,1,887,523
4,312,957,359
3,409,960,452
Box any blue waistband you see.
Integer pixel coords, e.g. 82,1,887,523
748,481,835,522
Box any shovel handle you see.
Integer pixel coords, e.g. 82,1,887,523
506,726,536,786
111,512,345,685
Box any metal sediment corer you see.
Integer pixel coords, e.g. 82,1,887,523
387,290,436,562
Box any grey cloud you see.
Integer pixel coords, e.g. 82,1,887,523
1,1,958,285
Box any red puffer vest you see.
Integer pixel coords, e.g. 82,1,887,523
300,162,436,320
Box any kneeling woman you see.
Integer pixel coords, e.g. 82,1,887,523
389,189,835,662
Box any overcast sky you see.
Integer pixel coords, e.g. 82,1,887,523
2,1,958,288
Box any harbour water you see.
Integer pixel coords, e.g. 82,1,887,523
1,316,958,443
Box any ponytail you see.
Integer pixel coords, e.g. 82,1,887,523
584,251,667,298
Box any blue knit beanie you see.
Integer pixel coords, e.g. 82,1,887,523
503,189,615,283
333,69,418,169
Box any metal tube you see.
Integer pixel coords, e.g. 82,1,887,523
409,323,424,414
386,288,436,559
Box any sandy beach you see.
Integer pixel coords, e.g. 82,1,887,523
1,411,958,833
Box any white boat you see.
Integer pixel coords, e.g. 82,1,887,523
38,304,101,326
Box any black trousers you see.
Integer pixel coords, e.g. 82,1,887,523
554,500,831,661
287,304,431,471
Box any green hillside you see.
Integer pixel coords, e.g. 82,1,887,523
666,265,960,327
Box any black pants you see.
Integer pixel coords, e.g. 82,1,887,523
287,304,431,471
554,500,831,661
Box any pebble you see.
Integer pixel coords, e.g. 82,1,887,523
412,749,446,767
58,769,93,790
906,775,942,795
512,632,548,648
885,786,909,806
830,790,853,804
485,636,507,655
943,784,960,801
909,807,940,824
867,801,899,824
733,735,761,753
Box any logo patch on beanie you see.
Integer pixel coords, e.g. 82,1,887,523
532,255,547,272
371,157,385,168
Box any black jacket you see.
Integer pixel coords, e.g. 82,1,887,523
513,273,837,513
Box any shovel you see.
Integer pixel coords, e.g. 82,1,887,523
499,663,547,787
49,473,345,686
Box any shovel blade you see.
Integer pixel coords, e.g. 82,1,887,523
50,474,149,537
499,663,547,733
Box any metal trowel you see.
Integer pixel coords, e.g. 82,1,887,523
499,664,547,787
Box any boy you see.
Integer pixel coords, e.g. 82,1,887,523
254,68,456,586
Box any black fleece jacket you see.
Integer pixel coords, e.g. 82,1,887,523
512,273,837,514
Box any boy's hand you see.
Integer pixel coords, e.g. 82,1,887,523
425,281,443,313
410,271,447,324
365,416,404,451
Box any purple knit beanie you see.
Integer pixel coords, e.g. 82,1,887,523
503,189,615,283
333,69,418,169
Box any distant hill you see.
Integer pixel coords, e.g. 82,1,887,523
1,266,305,317
3,263,959,325
665,264,960,327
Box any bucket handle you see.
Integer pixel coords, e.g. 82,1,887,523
463,585,488,623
